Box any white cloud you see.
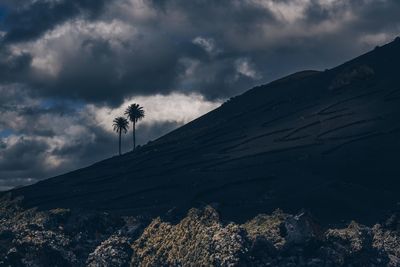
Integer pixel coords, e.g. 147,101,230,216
88,92,222,133
235,58,261,80
192,36,220,55
359,33,393,46
248,0,344,23
253,0,310,23
10,19,136,77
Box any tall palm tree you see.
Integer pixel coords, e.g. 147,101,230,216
124,103,145,150
113,117,129,156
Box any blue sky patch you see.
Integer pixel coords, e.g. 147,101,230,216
0,5,7,21
0,129,13,138
0,5,7,31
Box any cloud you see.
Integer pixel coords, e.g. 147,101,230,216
90,93,221,132
192,36,220,56
0,47,32,83
1,0,113,44
235,58,261,80
0,0,398,105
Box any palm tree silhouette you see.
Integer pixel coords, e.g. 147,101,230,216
113,117,129,156
125,103,145,150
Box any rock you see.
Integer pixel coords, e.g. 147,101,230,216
0,194,143,266
322,221,389,266
2,193,400,267
243,209,288,249
87,235,133,267
130,208,399,266
243,210,322,266
3,227,77,266
243,209,321,250
63,211,124,240
373,224,400,266
284,211,322,246
131,206,248,267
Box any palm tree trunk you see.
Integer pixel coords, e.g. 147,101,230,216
119,130,122,156
133,121,136,150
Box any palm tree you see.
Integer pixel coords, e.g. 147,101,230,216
124,103,145,150
113,117,129,156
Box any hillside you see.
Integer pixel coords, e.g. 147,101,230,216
6,38,400,225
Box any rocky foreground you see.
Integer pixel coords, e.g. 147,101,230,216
1,194,400,266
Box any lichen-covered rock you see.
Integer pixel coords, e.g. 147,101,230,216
284,212,322,246
322,221,389,266
243,209,288,249
87,235,133,267
0,195,78,266
130,207,400,266
243,210,321,250
373,224,400,266
4,229,78,267
325,221,368,253
2,193,400,267
243,210,323,266
0,194,143,266
131,206,248,267
63,211,124,240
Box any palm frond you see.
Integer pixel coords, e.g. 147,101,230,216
125,103,145,123
113,117,129,133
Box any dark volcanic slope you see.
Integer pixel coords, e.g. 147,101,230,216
8,38,400,224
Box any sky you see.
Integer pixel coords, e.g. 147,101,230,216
0,0,399,190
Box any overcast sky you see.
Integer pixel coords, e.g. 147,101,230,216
0,0,399,190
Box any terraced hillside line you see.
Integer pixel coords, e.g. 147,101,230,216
278,121,321,141
317,131,375,141
261,104,317,127
316,117,384,140
322,125,400,156
317,89,382,115
209,142,323,167
220,128,293,153
322,132,385,155
384,88,400,101
322,112,355,122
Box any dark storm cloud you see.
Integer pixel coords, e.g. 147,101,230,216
0,137,49,172
303,0,400,31
0,47,32,83
31,36,183,106
0,0,280,104
0,86,79,137
1,0,113,44
0,95,116,188
0,0,398,105
0,136,55,191
31,36,258,105
0,126,113,190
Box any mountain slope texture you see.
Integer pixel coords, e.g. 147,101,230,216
6,37,400,225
